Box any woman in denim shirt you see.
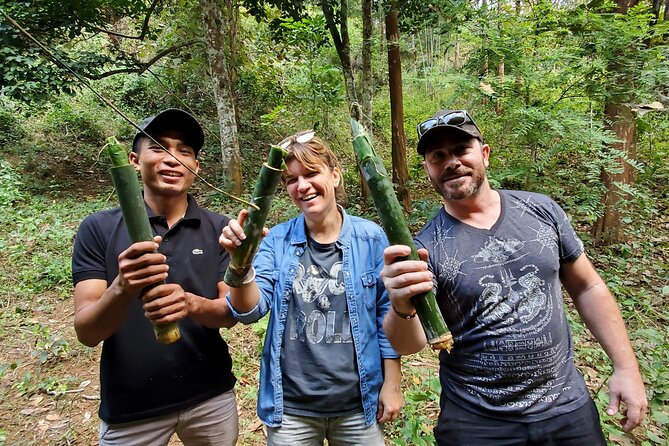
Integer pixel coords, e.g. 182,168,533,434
220,131,402,445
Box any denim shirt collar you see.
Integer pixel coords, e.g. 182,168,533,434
290,205,351,249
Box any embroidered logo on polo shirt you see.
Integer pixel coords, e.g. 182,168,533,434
192,249,204,255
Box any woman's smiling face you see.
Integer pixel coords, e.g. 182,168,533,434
284,158,341,222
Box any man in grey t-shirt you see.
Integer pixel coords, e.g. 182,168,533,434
380,109,647,445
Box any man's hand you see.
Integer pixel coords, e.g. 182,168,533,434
377,382,403,424
607,367,648,432
380,245,433,314
117,235,168,299
142,283,190,324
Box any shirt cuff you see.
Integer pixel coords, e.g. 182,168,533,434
225,293,262,324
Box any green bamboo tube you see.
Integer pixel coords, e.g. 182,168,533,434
106,137,181,344
349,119,453,351
224,145,287,287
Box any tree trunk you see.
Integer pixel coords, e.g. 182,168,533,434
200,0,243,195
224,0,240,121
591,0,641,244
591,103,637,244
321,0,369,200
454,35,461,69
385,6,410,211
361,0,373,131
321,0,357,111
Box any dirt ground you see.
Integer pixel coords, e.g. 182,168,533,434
0,291,268,446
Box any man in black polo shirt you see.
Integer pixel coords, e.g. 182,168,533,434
72,109,238,445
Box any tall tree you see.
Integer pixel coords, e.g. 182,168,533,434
200,0,243,194
0,0,193,101
385,3,410,210
591,0,641,244
361,0,373,130
320,0,357,115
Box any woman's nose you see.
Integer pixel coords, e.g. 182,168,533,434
296,176,309,191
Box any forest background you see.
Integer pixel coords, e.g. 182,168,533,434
0,0,668,444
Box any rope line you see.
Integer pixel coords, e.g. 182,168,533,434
1,11,258,210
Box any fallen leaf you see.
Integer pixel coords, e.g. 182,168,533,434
45,413,59,421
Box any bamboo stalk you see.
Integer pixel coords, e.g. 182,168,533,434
224,145,287,287
349,119,453,351
105,137,180,344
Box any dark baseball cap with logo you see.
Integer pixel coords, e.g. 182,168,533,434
132,108,205,156
416,109,483,155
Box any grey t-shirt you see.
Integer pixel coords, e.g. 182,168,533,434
415,190,590,421
281,237,362,417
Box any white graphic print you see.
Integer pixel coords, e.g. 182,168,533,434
430,224,455,252
479,274,514,326
510,195,534,218
473,236,525,264
478,265,551,333
293,262,343,308
529,223,558,255
516,265,547,323
437,249,467,283
290,261,351,344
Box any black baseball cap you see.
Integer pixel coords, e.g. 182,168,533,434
416,109,483,155
132,109,205,156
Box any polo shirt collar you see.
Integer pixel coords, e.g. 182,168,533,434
145,194,202,226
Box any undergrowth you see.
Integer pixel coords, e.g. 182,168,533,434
0,154,667,445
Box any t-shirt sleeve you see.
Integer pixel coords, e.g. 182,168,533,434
217,215,232,282
547,199,585,263
72,214,108,285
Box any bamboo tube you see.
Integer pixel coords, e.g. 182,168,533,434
106,137,181,344
224,145,287,287
349,119,453,351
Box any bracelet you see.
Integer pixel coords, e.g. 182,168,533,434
392,305,417,320
241,266,256,285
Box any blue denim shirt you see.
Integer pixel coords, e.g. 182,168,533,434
227,209,399,427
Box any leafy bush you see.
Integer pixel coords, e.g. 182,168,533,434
0,159,24,207
0,101,25,147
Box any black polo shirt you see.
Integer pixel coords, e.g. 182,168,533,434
72,195,236,424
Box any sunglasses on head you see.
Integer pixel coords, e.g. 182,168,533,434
278,130,316,150
417,110,480,138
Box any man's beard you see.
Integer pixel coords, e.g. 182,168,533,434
435,167,486,201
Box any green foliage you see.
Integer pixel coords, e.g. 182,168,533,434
0,98,26,146
0,159,24,207
13,371,76,397
0,0,667,443
30,323,70,364
385,358,440,446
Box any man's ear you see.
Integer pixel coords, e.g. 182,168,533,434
481,143,491,168
129,151,140,171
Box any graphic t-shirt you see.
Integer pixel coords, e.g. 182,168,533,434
415,190,590,421
281,237,362,417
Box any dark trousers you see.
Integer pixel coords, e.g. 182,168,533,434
434,397,607,446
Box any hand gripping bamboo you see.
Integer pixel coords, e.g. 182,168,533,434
349,119,453,351
224,145,287,287
105,137,181,344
